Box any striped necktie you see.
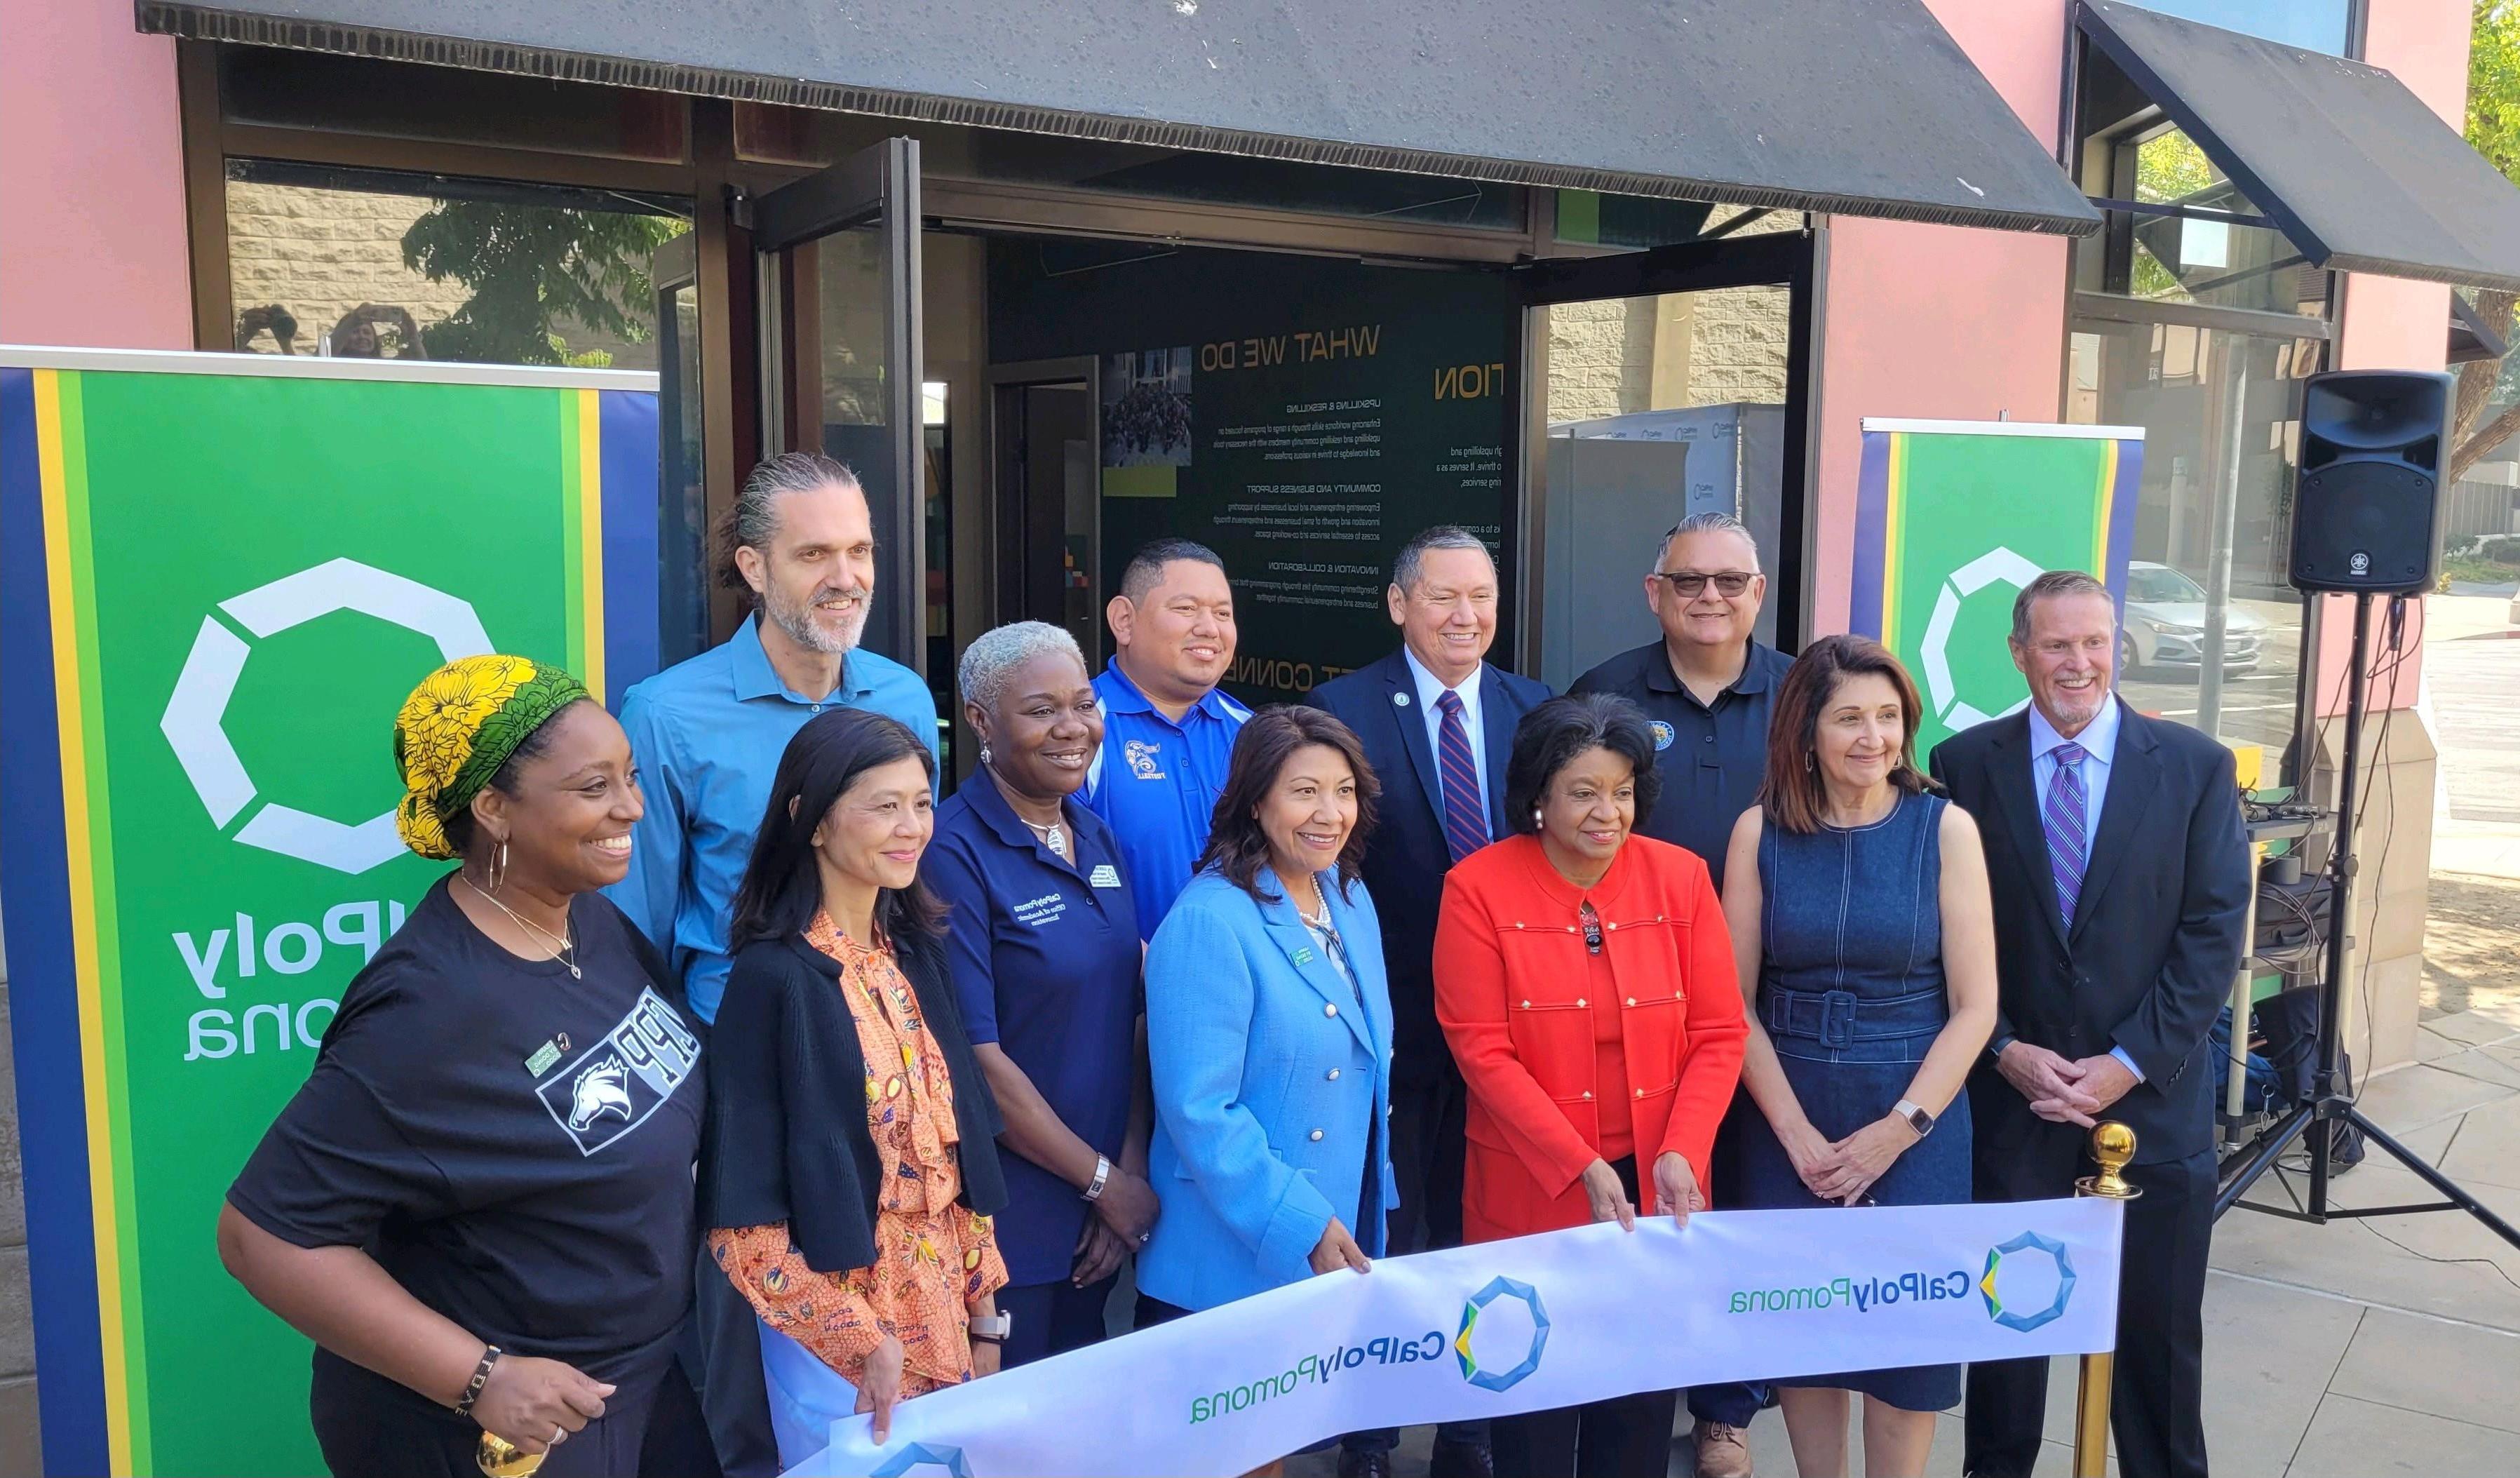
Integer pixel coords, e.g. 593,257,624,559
2044,741,2090,929
1434,690,1490,864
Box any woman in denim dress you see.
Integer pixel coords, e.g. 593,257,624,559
1718,636,1999,1478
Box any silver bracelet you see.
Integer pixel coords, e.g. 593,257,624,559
1082,1154,1112,1202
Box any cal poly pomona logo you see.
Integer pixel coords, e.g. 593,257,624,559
161,558,492,875
1979,1230,2077,1333
1454,1276,1551,1392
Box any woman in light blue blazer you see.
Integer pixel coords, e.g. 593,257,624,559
1138,706,1397,1320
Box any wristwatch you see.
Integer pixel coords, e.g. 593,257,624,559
967,1311,1012,1344
1893,1099,1936,1139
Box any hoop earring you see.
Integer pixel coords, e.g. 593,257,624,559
1805,753,1815,772
486,839,508,894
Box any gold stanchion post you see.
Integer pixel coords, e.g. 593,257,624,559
2071,1123,2141,1478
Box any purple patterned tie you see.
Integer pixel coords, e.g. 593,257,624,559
1434,690,1490,864
2044,741,2090,929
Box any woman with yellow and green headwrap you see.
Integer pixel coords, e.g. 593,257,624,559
218,654,713,1478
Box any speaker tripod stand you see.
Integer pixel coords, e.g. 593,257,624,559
2214,591,2520,1249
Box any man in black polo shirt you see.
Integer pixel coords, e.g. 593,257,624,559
1568,508,1792,1478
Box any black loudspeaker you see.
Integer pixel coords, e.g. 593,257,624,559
2289,370,2453,593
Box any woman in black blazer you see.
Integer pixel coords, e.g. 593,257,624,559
699,709,1009,1453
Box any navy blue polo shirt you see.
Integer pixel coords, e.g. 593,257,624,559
1569,638,1795,892
924,776,1143,1287
1081,659,1252,939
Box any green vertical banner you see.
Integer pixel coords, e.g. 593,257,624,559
0,349,658,1477
1849,419,2143,763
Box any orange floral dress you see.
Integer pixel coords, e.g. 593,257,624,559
709,913,1007,1394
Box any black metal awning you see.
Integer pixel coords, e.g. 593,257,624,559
139,0,2100,236
2079,0,2520,291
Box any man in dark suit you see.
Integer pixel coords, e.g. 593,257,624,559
1932,570,2251,1478
1310,526,1549,1478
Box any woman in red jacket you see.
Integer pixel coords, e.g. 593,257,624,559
1435,693,1747,1478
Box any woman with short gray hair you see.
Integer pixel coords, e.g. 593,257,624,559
922,622,1158,1368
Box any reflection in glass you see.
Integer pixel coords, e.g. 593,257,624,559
224,160,689,368
1539,286,1791,686
2070,321,2320,760
657,281,709,668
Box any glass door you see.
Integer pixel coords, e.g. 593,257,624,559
1515,231,1816,685
988,358,1103,669
651,231,710,670
753,137,927,676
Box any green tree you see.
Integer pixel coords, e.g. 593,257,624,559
402,202,687,367
2130,130,2220,298
2453,0,2520,478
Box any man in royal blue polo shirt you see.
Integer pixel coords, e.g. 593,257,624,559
1082,539,1251,939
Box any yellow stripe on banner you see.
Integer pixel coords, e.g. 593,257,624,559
1881,433,1909,650
36,370,133,1477
2091,439,2119,576
577,389,606,704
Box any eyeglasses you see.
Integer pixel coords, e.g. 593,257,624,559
1650,570,1756,598
1579,902,1603,955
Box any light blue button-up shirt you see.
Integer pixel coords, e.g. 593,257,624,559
606,615,938,1021
2025,694,2143,1082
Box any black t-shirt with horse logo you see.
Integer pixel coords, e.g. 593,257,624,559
230,876,704,1385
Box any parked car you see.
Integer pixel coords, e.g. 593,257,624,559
2121,561,2265,678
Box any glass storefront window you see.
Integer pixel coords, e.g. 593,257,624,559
2069,318,2322,760
224,161,691,369
2078,126,2328,318
1538,285,1791,685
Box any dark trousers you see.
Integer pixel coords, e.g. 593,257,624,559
1963,1124,2213,1478
309,1345,710,1478
1345,1052,1488,1459
997,1274,1118,1369
686,1246,782,1477
1686,1095,1763,1431
1491,1155,1674,1478
1492,1388,1680,1478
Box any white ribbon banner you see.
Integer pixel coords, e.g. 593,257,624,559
784,1198,2122,1477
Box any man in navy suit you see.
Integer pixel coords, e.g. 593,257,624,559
1934,570,2250,1478
1309,526,1549,1478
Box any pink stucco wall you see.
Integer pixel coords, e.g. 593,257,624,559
0,0,193,349
2313,0,2474,715
1809,0,2072,636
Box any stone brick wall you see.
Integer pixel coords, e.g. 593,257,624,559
224,180,654,368
226,180,471,356
1542,211,1795,423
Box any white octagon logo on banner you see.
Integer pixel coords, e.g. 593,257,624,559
160,558,493,875
1919,546,2044,732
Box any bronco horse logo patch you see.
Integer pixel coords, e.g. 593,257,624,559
535,988,702,1155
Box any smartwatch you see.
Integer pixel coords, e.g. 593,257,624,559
1893,1099,1936,1139
967,1311,1012,1344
